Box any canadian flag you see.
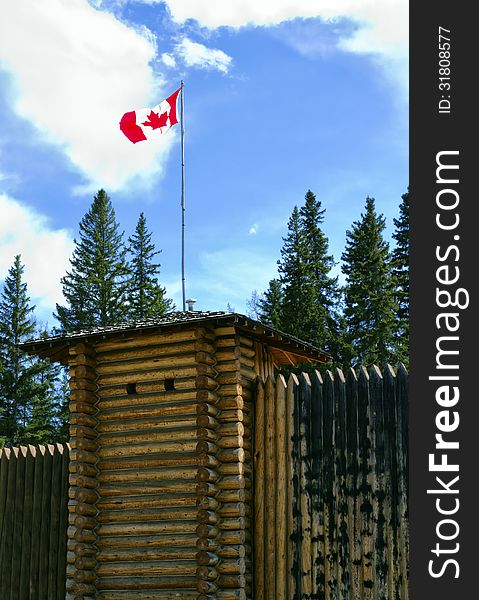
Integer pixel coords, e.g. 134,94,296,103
120,88,181,143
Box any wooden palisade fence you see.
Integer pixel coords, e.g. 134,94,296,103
254,365,409,600
0,443,69,600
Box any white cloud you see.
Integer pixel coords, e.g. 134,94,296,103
174,38,232,74
0,194,74,317
249,224,258,235
0,0,177,192
156,0,408,89
161,52,177,68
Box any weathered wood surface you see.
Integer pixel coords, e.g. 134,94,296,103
253,365,409,600
0,443,69,600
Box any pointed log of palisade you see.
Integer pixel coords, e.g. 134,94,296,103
67,342,99,600
285,373,299,600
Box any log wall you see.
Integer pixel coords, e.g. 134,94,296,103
253,365,409,600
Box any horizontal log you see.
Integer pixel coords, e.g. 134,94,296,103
98,506,197,524
217,397,244,411
69,401,97,416
197,454,219,469
218,545,247,559
217,448,245,463
197,428,219,442
97,415,196,434
197,510,219,525
96,560,197,577
214,360,241,374
196,389,218,403
239,345,255,359
72,581,96,595
69,474,97,489
97,547,196,562
75,487,99,504
97,453,197,472
75,556,96,571
196,468,219,483
98,365,198,386
71,424,97,439
195,351,216,366
197,580,219,594
197,402,220,417
217,589,247,600
196,496,220,510
70,377,97,392
95,575,196,600
99,481,196,497
196,364,219,378
70,389,97,404
97,387,196,403
97,521,196,537
216,372,241,385
96,533,197,549
73,364,97,380
218,463,250,477
75,462,97,478
218,503,246,518
74,528,96,543
217,489,250,503
219,517,248,531
98,403,197,423
196,375,218,391
98,426,196,446
98,465,197,484
196,443,218,458
217,530,248,545
216,436,244,450
196,524,219,539
196,482,219,498
98,494,196,511
217,423,244,437
94,330,198,353
96,586,197,600
69,353,96,368
196,538,219,552
218,558,246,575
96,353,197,375
196,551,219,566
97,440,196,459
70,449,96,467
96,340,199,362
217,574,246,588
74,542,97,557
70,413,98,428
197,415,219,429
217,410,249,424
70,437,97,452
196,565,219,581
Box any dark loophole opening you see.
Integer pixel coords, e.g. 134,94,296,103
164,378,175,391
126,382,137,395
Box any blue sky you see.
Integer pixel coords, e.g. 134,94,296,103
0,0,408,327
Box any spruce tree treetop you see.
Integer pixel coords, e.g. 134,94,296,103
341,196,397,366
127,212,174,320
0,255,38,444
391,189,409,364
56,189,128,332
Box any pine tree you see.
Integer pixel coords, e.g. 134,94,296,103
277,191,340,353
391,189,409,365
0,255,38,444
298,190,341,353
126,212,173,320
56,189,128,331
341,197,397,366
258,279,283,329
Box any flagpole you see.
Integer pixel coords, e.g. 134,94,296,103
180,80,186,311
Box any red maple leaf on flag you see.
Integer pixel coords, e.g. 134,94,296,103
142,110,169,130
